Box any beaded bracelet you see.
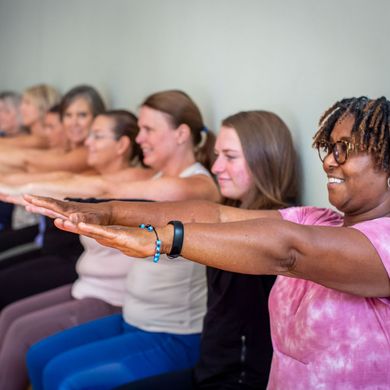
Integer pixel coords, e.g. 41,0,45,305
139,223,161,263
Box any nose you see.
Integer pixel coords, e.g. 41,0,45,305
323,150,338,171
211,155,225,175
135,128,145,145
85,134,93,147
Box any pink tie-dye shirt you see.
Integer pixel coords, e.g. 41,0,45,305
267,206,390,390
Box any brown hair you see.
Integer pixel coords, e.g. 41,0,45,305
141,90,215,170
222,110,299,210
60,85,106,120
102,110,142,163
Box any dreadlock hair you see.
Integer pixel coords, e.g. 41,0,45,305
312,96,390,173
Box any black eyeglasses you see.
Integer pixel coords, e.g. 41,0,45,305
317,139,360,165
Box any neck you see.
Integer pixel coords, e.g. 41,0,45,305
160,152,196,177
343,196,390,226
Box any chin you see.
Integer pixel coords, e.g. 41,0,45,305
143,158,155,168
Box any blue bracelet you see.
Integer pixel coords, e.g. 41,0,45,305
139,224,161,263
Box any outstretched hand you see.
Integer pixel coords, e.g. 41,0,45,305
23,194,112,225
57,221,156,258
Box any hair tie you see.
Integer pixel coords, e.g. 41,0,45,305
196,126,209,149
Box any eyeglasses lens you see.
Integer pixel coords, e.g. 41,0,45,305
334,142,348,164
318,143,330,162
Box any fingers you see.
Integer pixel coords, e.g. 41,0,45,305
24,194,71,215
25,204,68,220
77,222,118,240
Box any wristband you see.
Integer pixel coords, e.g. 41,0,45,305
167,220,184,258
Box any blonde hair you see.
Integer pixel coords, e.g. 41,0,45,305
23,84,61,118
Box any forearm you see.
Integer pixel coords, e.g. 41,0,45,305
108,199,222,226
0,150,26,168
26,150,89,173
0,171,72,186
107,199,279,227
24,176,109,199
158,218,292,275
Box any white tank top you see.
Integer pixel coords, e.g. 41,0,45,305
123,162,210,334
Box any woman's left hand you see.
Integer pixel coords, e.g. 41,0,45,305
65,221,158,258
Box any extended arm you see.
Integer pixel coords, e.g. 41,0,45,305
25,147,90,173
103,174,221,202
24,195,281,226
0,134,48,149
69,217,390,298
0,171,73,186
0,166,157,201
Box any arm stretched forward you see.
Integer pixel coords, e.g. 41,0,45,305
52,216,390,299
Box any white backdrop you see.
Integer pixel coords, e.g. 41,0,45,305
1,0,390,206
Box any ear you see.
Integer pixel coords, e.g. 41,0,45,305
116,136,131,156
175,124,191,145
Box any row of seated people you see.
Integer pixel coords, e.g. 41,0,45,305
1,87,389,389
0,87,298,389
27,95,389,390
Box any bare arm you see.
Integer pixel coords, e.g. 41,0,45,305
63,217,390,298
0,166,156,199
24,195,280,226
104,174,221,202
0,134,49,149
0,147,45,170
0,171,73,185
25,147,90,173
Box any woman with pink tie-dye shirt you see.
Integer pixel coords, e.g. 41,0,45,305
26,96,390,389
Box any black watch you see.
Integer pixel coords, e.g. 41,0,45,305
167,221,184,258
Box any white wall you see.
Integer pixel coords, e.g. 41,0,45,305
1,0,390,206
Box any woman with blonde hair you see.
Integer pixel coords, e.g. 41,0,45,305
0,84,60,150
